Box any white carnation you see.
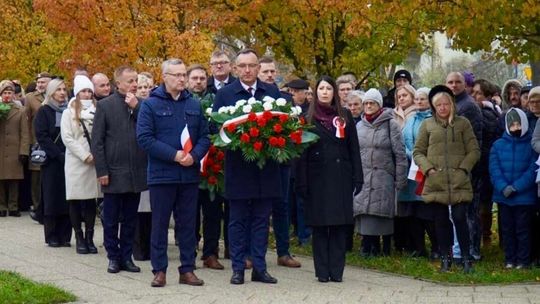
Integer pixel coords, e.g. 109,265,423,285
275,98,287,106
228,106,237,115
242,105,253,113
218,106,228,114
295,106,302,114
248,97,257,105
205,108,213,116
263,102,273,111
262,96,275,103
235,99,247,107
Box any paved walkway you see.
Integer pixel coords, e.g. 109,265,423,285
1,214,539,304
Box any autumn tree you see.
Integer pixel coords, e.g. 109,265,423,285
34,0,221,79
0,0,71,83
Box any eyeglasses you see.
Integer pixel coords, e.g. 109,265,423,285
165,72,186,79
210,61,230,66
236,63,259,69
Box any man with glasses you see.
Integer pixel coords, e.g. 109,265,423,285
207,51,236,94
138,59,210,287
213,49,282,285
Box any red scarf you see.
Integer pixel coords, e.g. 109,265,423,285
364,108,383,123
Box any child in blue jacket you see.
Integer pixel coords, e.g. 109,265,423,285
489,108,538,269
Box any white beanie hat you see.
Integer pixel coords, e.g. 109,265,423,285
362,88,383,107
73,75,94,97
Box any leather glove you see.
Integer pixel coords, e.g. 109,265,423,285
19,155,28,164
503,185,516,198
353,183,363,196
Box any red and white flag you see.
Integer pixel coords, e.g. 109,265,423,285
407,158,425,195
181,125,193,153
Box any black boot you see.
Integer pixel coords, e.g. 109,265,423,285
462,256,473,274
75,230,89,254
440,255,451,272
86,229,98,254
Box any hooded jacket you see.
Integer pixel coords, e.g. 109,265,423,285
501,79,523,110
490,108,538,206
137,84,210,185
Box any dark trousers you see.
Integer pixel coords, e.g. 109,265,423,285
133,212,152,261
68,199,97,233
150,183,198,274
312,225,348,280
0,180,19,211
103,192,140,263
394,217,413,253
478,175,494,243
499,204,533,265
273,166,291,257
467,175,482,257
433,203,470,257
196,190,229,259
31,170,41,210
229,198,273,272
44,215,72,244
531,201,540,264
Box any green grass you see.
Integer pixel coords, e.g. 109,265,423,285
0,271,76,304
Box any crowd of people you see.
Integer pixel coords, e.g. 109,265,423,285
1,48,540,287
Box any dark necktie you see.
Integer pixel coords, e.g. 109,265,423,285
248,87,254,96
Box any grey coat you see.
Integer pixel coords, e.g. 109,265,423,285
92,92,147,194
354,109,408,218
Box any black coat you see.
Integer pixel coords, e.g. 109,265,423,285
34,104,67,215
92,92,147,194
206,75,237,95
212,79,282,200
296,111,363,226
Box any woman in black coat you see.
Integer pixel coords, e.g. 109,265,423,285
34,79,71,247
296,76,363,282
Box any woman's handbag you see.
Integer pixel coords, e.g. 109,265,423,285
30,133,61,166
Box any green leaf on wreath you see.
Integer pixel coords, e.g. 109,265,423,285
301,131,319,144
210,112,233,124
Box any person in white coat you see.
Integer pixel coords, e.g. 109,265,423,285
61,75,102,254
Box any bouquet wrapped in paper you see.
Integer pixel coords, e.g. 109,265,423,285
209,96,318,168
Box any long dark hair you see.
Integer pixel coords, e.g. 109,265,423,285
306,75,346,123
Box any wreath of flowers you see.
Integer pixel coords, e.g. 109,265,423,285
210,96,318,168
0,103,12,120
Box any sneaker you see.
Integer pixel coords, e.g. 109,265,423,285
516,264,530,270
504,263,514,269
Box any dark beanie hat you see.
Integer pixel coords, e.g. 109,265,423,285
393,69,412,85
428,85,454,109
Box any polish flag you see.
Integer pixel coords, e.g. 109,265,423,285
181,125,193,153
407,158,425,195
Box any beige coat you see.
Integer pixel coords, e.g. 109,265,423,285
25,91,45,171
393,105,417,129
61,102,102,200
0,103,30,180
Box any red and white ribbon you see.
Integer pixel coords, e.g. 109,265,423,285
181,125,193,153
333,116,346,138
219,111,288,144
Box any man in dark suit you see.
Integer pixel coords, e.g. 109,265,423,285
212,49,282,285
207,50,237,94
92,66,148,274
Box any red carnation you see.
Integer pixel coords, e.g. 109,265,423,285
269,136,279,147
263,111,273,120
205,157,214,166
249,127,260,137
240,133,251,143
253,141,263,151
208,175,218,185
201,170,209,178
208,145,217,154
273,124,283,133
248,112,258,122
212,164,222,173
257,118,267,127
299,116,306,125
226,123,237,133
277,137,286,148
216,151,225,161
279,114,288,123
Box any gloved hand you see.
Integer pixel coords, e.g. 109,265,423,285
353,183,363,196
18,155,28,164
503,185,516,198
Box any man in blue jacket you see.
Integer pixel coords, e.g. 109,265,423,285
137,58,210,287
213,49,282,285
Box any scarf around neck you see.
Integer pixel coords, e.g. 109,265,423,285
364,108,383,123
314,101,337,131
47,99,67,127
